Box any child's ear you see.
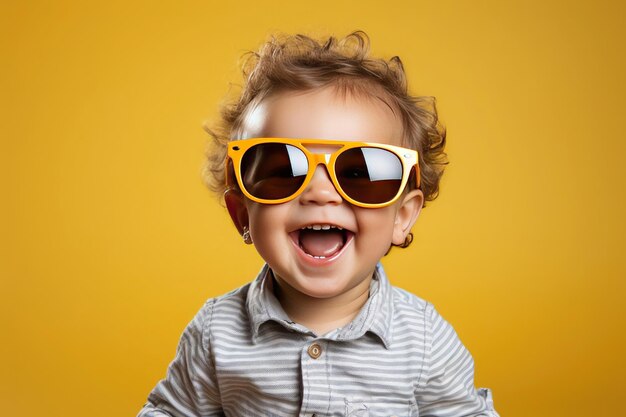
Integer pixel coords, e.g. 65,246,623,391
392,189,424,246
224,189,249,236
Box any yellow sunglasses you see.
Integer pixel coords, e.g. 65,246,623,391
226,138,420,208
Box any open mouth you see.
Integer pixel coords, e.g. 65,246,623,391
290,224,353,259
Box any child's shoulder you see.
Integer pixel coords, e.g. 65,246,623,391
389,285,438,321
195,282,253,323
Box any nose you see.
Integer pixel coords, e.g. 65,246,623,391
299,164,343,205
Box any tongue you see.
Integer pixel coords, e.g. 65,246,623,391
299,229,344,257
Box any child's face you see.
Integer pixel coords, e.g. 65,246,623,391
226,87,423,301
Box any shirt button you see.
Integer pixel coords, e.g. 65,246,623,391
307,343,322,359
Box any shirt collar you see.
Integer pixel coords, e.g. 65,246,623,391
246,263,394,348
246,265,294,339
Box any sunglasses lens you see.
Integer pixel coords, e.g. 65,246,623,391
241,143,308,200
336,147,404,204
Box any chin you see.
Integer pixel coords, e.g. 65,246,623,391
297,273,366,299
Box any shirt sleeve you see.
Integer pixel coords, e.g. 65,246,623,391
137,299,223,417
415,304,500,417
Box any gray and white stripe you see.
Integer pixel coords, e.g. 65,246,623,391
138,263,498,417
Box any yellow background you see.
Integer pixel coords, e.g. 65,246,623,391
2,1,625,416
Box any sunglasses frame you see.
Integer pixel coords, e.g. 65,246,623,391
226,138,421,208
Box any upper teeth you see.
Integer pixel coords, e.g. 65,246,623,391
303,224,343,231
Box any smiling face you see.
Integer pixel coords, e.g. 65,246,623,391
226,86,424,303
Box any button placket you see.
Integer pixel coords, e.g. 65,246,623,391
300,340,329,415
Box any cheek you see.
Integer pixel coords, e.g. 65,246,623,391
246,203,290,240
246,205,272,235
355,207,398,236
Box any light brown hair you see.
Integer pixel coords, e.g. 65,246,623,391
203,31,447,210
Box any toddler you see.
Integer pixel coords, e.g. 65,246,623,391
138,31,499,417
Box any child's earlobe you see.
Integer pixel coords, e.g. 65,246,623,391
391,189,424,246
224,188,249,237
241,225,253,244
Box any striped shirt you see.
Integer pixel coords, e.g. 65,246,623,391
138,263,499,417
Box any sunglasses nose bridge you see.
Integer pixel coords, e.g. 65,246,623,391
308,152,333,175
299,152,344,201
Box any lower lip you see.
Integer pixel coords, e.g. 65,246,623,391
289,232,354,267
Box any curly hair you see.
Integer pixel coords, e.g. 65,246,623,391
203,31,447,208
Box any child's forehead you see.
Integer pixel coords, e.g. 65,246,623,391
240,87,405,146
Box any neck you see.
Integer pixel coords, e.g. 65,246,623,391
271,272,373,336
